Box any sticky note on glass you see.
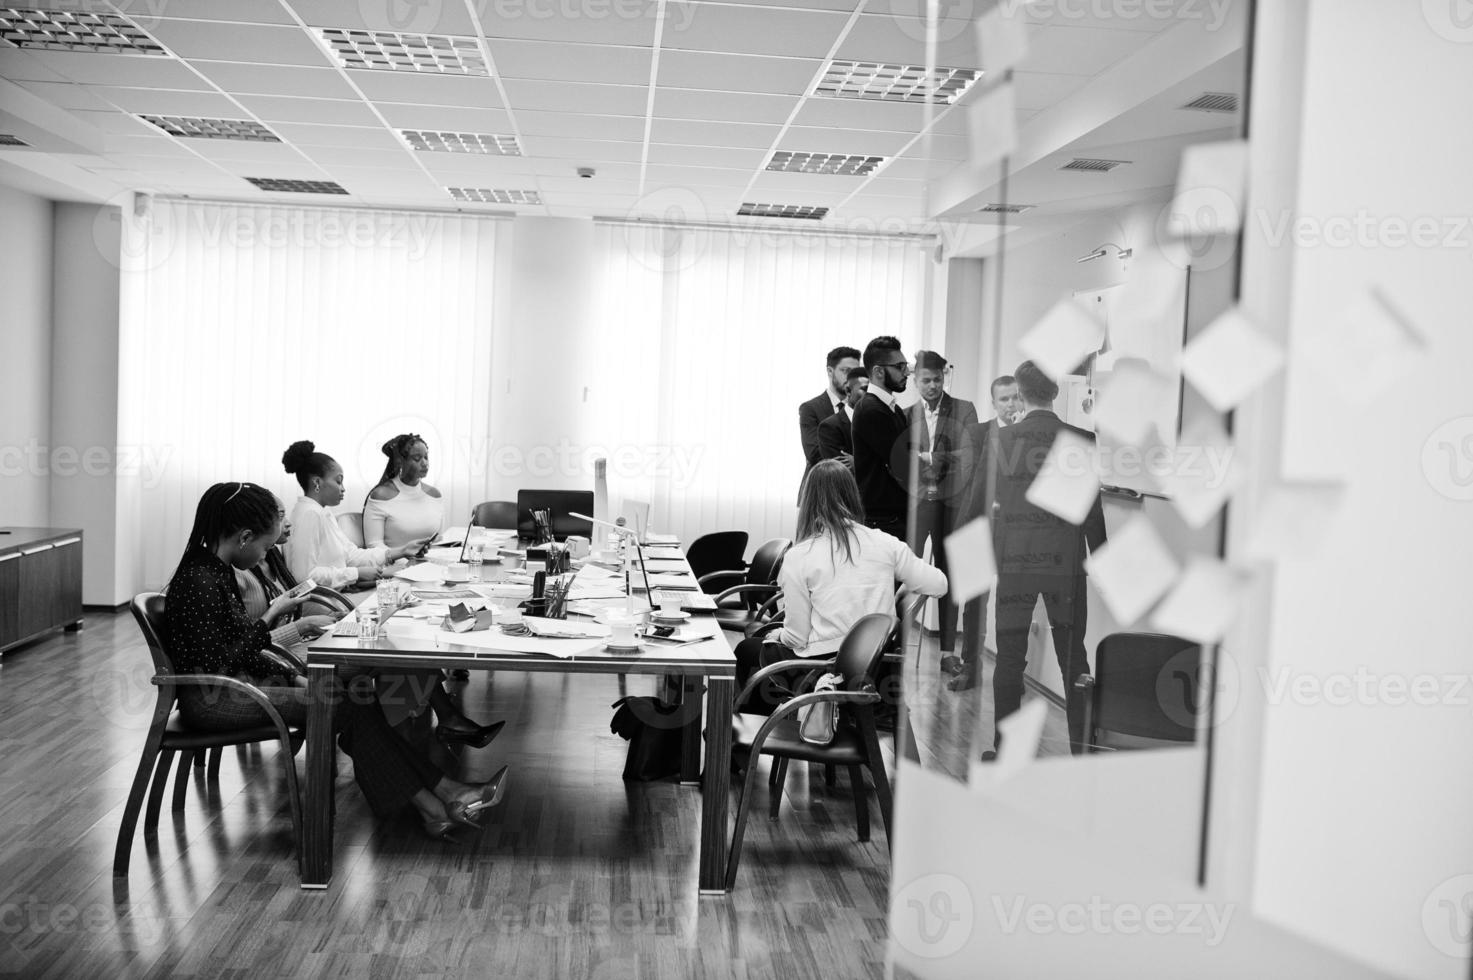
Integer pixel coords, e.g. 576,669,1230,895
966,80,1017,172
1093,359,1175,444
974,2,1031,72
1019,297,1106,382
1299,287,1427,405
1024,430,1101,525
1084,516,1181,625
1150,558,1251,644
1159,416,1244,529
993,699,1048,781
944,516,997,604
1167,139,1248,238
1181,308,1285,411
1244,481,1347,561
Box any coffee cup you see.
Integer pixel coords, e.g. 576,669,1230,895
607,615,639,648
501,553,524,570
444,562,470,582
658,594,684,616
565,535,590,558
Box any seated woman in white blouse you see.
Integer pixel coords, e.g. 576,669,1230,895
282,440,429,591
363,433,445,549
735,459,947,713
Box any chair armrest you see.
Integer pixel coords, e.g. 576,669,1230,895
1075,674,1096,691
714,583,778,607
697,569,745,590
743,689,884,754
308,586,355,613
746,619,785,641
734,656,835,710
153,673,299,747
265,641,307,673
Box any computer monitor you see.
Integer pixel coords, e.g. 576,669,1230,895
620,498,651,542
516,489,594,542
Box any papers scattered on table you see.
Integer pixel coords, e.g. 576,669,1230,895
1244,481,1347,562
1018,298,1107,382
1180,308,1285,411
965,80,1017,172
1167,139,1248,238
1024,430,1102,525
392,563,449,584
413,588,479,600
1084,516,1181,625
522,617,609,640
1150,557,1252,644
944,516,997,605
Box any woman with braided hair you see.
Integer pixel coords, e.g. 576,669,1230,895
363,433,444,550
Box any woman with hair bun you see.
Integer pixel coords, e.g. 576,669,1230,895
282,440,428,591
363,433,444,550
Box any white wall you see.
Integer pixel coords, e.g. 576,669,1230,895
0,183,53,527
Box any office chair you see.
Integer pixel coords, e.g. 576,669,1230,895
471,500,517,530
711,538,791,634
1075,632,1203,752
685,531,748,593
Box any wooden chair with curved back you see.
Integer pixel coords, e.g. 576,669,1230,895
710,537,792,634
470,500,518,531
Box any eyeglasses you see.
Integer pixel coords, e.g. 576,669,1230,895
880,360,910,375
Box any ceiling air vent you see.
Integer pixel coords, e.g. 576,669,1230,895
767,151,885,176
448,188,542,205
400,130,521,155
1059,158,1129,173
738,203,829,220
0,7,167,55
814,61,981,105
0,134,31,146
314,29,487,75
245,177,349,194
140,115,280,141
977,202,1035,214
1181,92,1240,113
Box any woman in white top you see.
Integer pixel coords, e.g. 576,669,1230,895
736,459,947,713
363,434,445,550
282,440,429,592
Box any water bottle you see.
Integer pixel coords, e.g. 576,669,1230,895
467,540,484,581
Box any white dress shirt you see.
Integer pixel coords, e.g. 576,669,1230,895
285,496,387,591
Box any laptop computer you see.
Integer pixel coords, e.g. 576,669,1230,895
654,588,717,613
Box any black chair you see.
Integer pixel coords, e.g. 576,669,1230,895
726,612,896,888
115,593,305,876
711,537,791,634
471,500,517,530
1075,632,1202,752
515,489,594,542
685,531,748,594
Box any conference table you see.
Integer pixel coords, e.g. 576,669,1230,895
301,535,737,893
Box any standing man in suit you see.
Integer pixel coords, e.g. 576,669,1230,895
987,361,1107,756
816,367,869,465
908,351,978,652
798,346,862,477
946,373,1023,688
851,336,912,541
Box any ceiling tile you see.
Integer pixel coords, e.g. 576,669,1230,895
0,50,70,82
654,89,799,125
644,143,768,169
189,62,360,99
643,164,753,187
89,87,245,117
142,3,297,25
315,167,442,193
1010,70,1092,110
480,2,660,47
69,109,161,136
664,6,849,57
1021,25,1155,76
778,125,909,156
417,154,539,176
537,176,643,195
234,95,381,125
748,171,872,196
692,0,860,11
874,156,961,180
346,70,504,108
490,40,651,84
9,51,215,88
376,103,514,131
789,95,931,134
526,158,641,180
145,20,332,67
517,135,645,161
513,110,643,141
100,135,198,157
297,145,415,168
181,140,321,165
655,51,819,96
501,79,648,116
269,123,404,149
286,0,480,34
14,80,114,111
835,13,979,67
649,118,781,148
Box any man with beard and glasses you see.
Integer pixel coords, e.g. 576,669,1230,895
850,336,913,541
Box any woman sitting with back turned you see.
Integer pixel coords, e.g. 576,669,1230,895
734,459,947,713
166,481,507,839
363,433,444,550
283,440,428,591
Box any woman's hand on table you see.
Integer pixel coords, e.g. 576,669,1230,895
296,614,342,640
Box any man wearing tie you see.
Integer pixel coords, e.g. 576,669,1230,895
798,345,862,477
908,351,978,652
851,336,912,541
816,367,869,466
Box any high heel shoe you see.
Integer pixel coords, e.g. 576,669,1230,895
444,765,510,827
420,817,463,842
435,719,505,748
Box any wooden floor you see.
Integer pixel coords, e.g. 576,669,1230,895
0,610,1067,980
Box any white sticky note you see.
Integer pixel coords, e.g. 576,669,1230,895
1167,139,1248,238
974,2,1031,73
1158,416,1245,529
1244,481,1347,561
1092,359,1176,444
943,516,997,605
1084,516,1181,625
1024,430,1101,526
1181,308,1285,411
1150,558,1251,644
1019,297,1106,382
966,80,1017,172
1299,287,1427,405
992,699,1049,782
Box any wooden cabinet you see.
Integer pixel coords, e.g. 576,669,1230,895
0,528,84,654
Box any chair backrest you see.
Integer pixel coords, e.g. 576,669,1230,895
515,489,594,541
884,588,928,653
337,512,365,548
746,537,792,586
1092,632,1202,746
832,612,898,690
685,531,748,580
129,592,175,676
471,500,518,530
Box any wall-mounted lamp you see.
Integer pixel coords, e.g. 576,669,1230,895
1076,242,1133,263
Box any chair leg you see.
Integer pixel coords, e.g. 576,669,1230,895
824,764,837,788
858,709,895,847
145,748,175,832
768,758,788,820
279,734,304,870
171,751,194,811
207,746,223,782
192,751,206,770
114,742,162,875
849,766,870,842
724,753,766,890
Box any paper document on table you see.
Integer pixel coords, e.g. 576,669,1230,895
522,617,610,640
569,585,629,601
642,533,680,545
435,628,598,657
642,574,697,591
638,558,690,572
393,563,448,584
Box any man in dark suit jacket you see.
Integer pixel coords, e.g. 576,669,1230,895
987,361,1107,756
798,345,862,477
851,336,913,540
816,367,869,464
907,351,978,651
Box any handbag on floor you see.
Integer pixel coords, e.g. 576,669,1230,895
609,695,694,781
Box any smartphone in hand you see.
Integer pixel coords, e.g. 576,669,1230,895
285,578,316,599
